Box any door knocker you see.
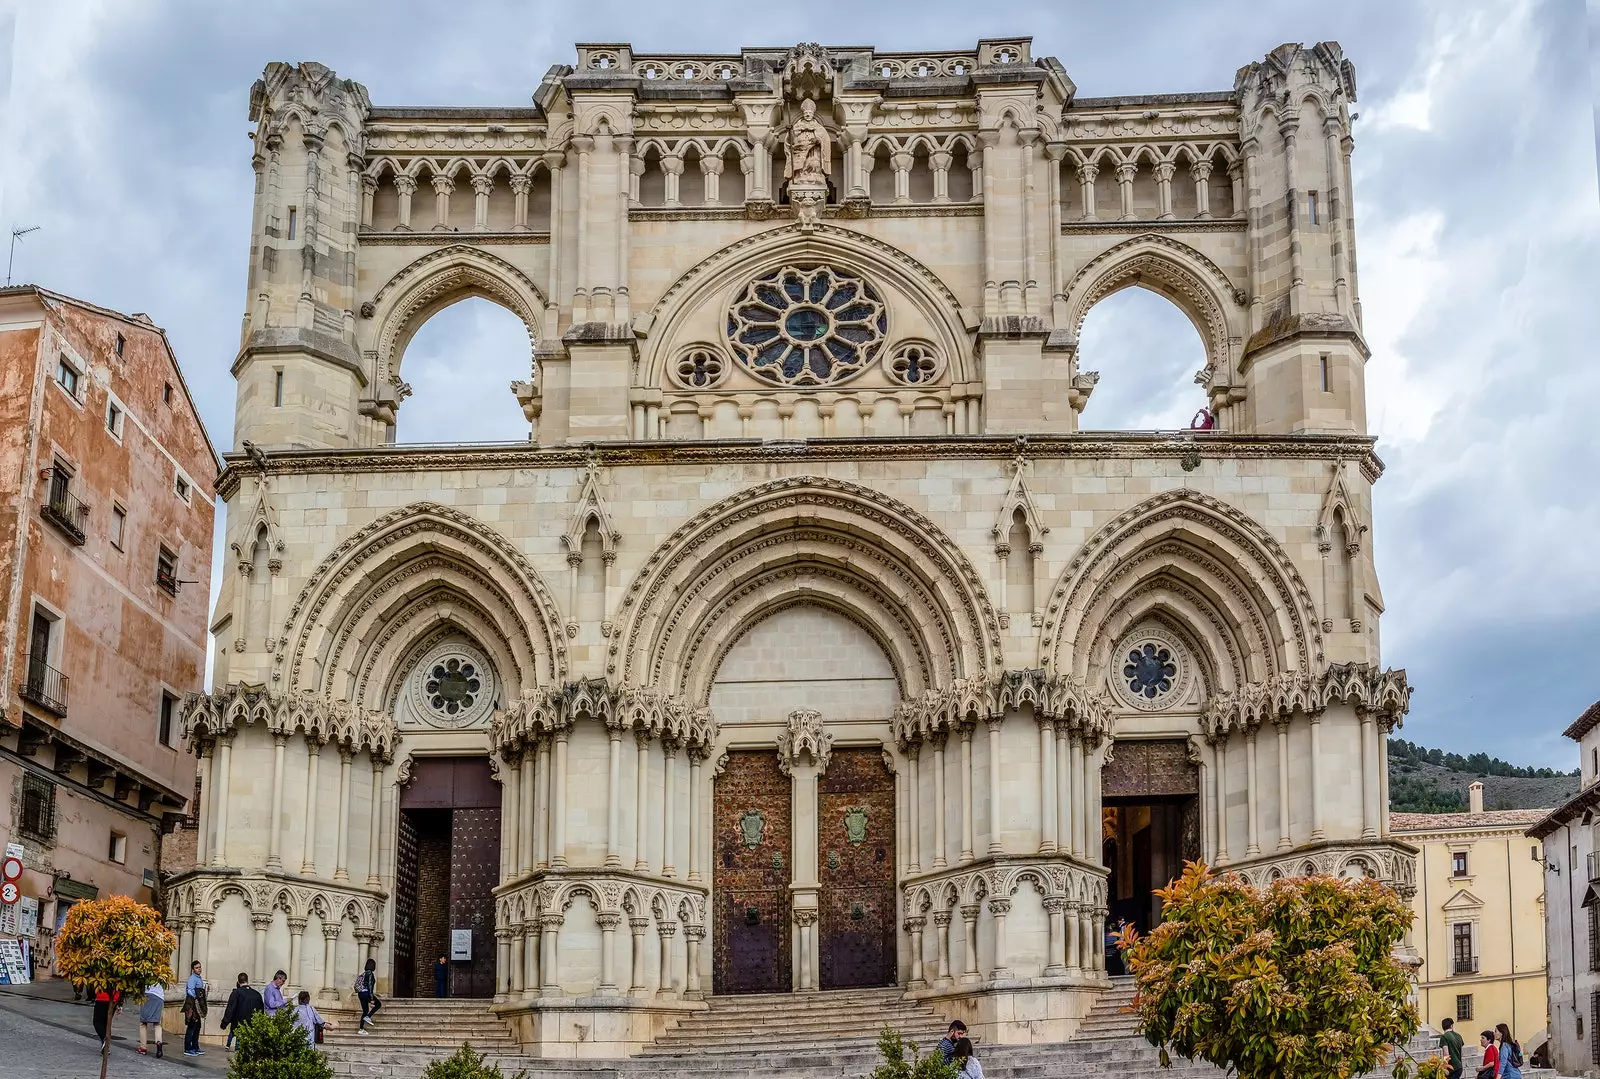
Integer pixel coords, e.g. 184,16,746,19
745,906,761,926
826,850,840,871
739,809,765,848
850,901,865,921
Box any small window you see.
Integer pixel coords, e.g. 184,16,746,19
1452,851,1469,877
156,546,179,595
163,382,173,405
1456,994,1473,1021
110,504,126,550
109,832,127,864
273,369,284,408
114,333,125,358
106,401,124,438
1453,922,1475,974
1308,191,1320,224
19,774,56,845
159,691,179,748
174,475,191,502
1319,354,1331,394
287,207,297,241
56,356,81,398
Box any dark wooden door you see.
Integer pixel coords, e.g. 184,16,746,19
818,747,896,990
392,812,419,997
450,806,500,998
713,751,791,994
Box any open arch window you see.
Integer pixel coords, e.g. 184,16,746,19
726,266,888,386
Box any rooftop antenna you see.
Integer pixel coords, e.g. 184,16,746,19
7,226,41,287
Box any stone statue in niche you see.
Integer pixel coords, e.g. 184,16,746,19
785,98,831,187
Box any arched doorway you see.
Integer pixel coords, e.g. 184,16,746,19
1100,739,1201,943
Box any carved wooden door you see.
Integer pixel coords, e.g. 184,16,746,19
450,806,500,998
713,751,791,994
817,748,896,989
392,812,419,996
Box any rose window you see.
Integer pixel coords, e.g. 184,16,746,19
888,342,941,385
672,346,726,389
425,658,481,717
727,266,888,386
1123,643,1177,700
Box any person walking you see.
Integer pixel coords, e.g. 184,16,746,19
952,1036,984,1079
1494,1024,1523,1079
91,987,121,1046
136,982,165,1057
434,955,449,998
263,970,288,1016
1477,1031,1499,1079
182,961,208,1057
355,957,382,1033
220,972,264,1049
1438,1017,1464,1079
291,990,330,1045
937,1020,969,1064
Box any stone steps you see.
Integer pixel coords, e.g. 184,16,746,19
643,986,944,1056
321,998,519,1056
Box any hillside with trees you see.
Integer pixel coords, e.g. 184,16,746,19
1388,737,1578,813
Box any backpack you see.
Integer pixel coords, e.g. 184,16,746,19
1508,1043,1523,1069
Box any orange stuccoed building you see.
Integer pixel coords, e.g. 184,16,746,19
0,285,217,976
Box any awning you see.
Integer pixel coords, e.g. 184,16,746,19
53,877,99,901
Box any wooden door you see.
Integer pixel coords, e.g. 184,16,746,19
817,748,896,989
712,751,791,994
449,806,500,998
392,812,419,996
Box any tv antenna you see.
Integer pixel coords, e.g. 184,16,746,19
7,226,41,287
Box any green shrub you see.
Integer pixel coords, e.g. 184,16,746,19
420,1043,527,1079
226,1007,332,1079
868,1026,959,1079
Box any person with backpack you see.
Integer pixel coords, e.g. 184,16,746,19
1494,1024,1523,1079
355,957,382,1033
1438,1017,1464,1079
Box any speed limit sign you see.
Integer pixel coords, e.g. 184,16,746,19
0,856,21,882
0,882,18,905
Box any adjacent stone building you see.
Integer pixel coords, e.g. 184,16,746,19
175,38,1415,1055
0,286,217,974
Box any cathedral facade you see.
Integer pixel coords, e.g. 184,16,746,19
175,38,1414,1056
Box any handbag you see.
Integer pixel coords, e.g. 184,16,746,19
314,1023,325,1045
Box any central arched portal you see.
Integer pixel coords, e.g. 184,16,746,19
707,604,900,994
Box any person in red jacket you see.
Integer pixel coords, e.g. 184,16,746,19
1478,1031,1499,1079
91,988,122,1046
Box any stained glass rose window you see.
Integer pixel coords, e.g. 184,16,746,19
727,266,888,386
425,657,481,716
1123,642,1177,700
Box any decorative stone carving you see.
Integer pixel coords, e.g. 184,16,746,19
776,708,833,776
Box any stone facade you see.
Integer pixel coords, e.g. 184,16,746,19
175,38,1415,1056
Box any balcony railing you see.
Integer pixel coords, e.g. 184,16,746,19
156,566,180,596
1587,851,1600,882
18,655,68,716
1453,957,1480,976
41,487,88,546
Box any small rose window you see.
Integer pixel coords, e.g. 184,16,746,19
426,658,481,716
672,347,726,389
1123,643,1177,700
727,266,888,386
888,342,941,385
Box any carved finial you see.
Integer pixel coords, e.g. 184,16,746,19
776,708,833,776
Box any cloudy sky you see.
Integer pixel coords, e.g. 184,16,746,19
2,0,1596,767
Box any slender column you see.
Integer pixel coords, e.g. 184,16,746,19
1275,719,1292,850
543,151,564,298
210,737,233,866
662,743,678,878
266,734,287,870
1212,734,1230,866
551,731,569,867
1076,163,1098,221
1191,160,1213,218
1044,897,1067,976
509,175,530,230
1229,158,1245,219
688,751,704,883
319,924,340,1001
906,746,921,874
1378,728,1391,837
906,917,927,988
430,174,453,230
960,905,980,984
606,727,623,867
500,752,520,879
985,717,1004,855
193,914,212,977
497,930,514,999
795,913,816,993
1039,719,1057,854
523,925,539,1000
1359,709,1378,839
519,750,535,872
301,742,320,874
958,726,975,862
629,919,650,995
286,919,306,989
179,920,194,978
392,175,416,230
597,913,620,993
931,150,952,202
1055,723,1071,859
1115,162,1137,219
470,174,492,229
1093,909,1107,974
535,738,551,868
684,926,704,997
195,746,213,866
931,735,948,869
1245,727,1261,857
662,154,683,206
1309,715,1325,840
615,136,633,321
933,910,953,985
1241,143,1262,327
1191,737,1212,863
1089,745,1103,865
988,898,1012,979
1280,116,1306,311
1070,734,1086,858
359,174,377,227
539,915,562,993
1020,132,1039,314
1066,904,1081,974
334,747,352,881
1154,161,1176,219
367,758,384,886
635,732,652,872
572,135,592,320
656,923,678,998
251,914,270,984
701,155,723,205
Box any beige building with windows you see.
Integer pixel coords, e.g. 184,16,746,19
173,38,1417,1057
1391,784,1548,1049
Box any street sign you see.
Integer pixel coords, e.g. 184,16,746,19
0,881,17,905
450,929,472,961
0,856,21,882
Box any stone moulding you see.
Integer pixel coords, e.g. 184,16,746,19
491,679,719,755
180,683,398,761
891,669,1112,747
166,869,387,935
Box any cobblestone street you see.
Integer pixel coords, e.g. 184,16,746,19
0,995,223,1079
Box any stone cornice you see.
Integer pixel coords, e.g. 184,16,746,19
358,230,550,246
493,678,718,754
215,433,1384,499
181,683,398,762
1060,218,1246,235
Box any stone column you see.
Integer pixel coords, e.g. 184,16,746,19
1093,908,1108,975
986,717,1004,855
906,916,927,988
1115,162,1137,220
334,747,352,881
210,737,232,867
1154,161,1176,219
543,150,564,300
959,904,980,984
684,925,704,998
195,746,213,867
1280,116,1306,310
471,174,493,229
1076,162,1099,221
1245,727,1261,857
933,910,953,986
662,154,684,207
1212,733,1229,866
656,922,678,998
1229,157,1245,220
193,913,213,977
635,732,652,872
252,912,271,978
701,155,723,205
931,150,952,202
287,919,306,989
301,742,320,875
606,727,624,867
551,731,569,867
662,742,678,878
319,923,340,1002
539,914,562,994
368,758,385,886
1055,722,1071,859
958,726,975,863
1080,905,1097,978
1309,714,1325,840
523,924,540,1000
535,737,551,868
497,930,514,1000
597,913,620,994
509,175,531,230
688,750,704,884
1359,709,1378,839
392,175,416,230
520,746,536,872
1044,897,1067,976
1191,160,1213,218
931,734,948,869
1039,718,1057,854
629,918,650,996
906,745,921,874
988,898,1012,979
1070,733,1087,859
794,910,817,992
267,733,287,870
891,151,913,203
359,174,377,227
178,919,194,977
1275,719,1292,850
430,174,453,230
1378,726,1392,837
1065,903,1081,975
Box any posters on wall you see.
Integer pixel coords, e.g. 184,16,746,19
0,938,28,984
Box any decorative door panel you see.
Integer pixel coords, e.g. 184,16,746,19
817,747,896,989
449,806,501,998
713,751,792,994
392,812,419,997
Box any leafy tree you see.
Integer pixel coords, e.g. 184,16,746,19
868,1026,959,1079
1388,774,1467,813
1117,862,1450,1079
227,1007,333,1079
55,895,176,1079
420,1043,527,1079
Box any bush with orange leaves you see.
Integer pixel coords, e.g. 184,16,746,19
57,894,176,1079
